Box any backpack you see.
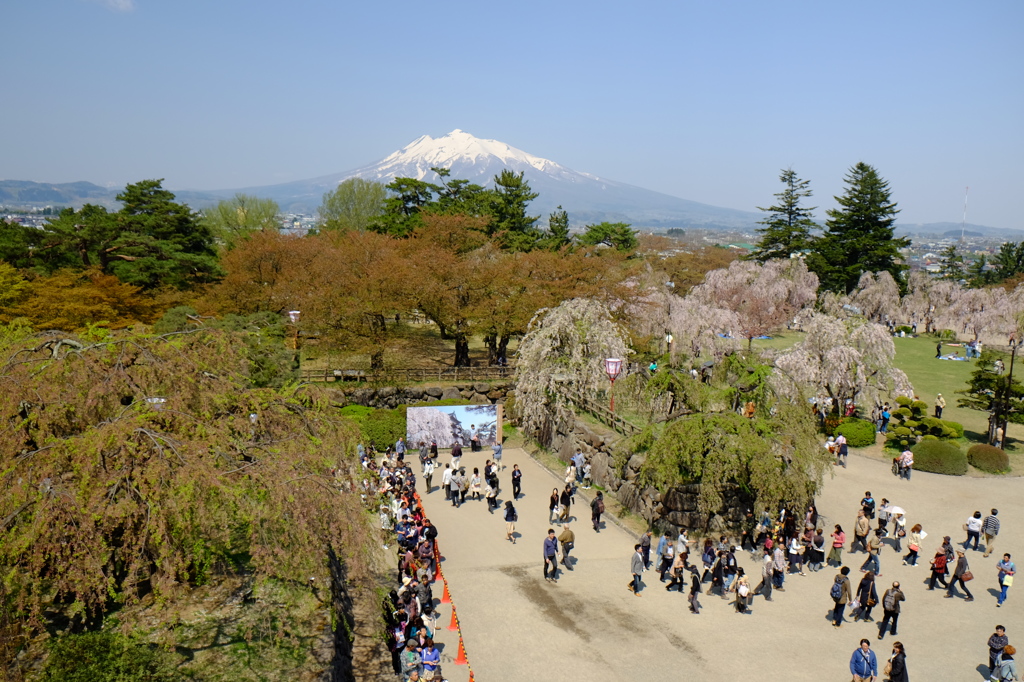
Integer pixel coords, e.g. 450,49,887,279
883,589,897,612
596,498,605,513
830,577,844,601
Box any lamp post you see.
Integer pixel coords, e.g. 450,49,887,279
288,310,301,351
604,358,623,413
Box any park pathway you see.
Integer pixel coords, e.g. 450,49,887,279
419,446,1024,681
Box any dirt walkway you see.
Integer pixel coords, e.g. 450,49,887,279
419,446,1024,681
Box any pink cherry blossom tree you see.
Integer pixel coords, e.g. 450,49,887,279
774,313,913,411
688,259,818,349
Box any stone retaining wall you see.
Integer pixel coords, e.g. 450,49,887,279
327,382,513,410
536,410,749,534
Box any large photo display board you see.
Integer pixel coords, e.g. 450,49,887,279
406,404,502,449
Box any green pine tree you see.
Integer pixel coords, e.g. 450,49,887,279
809,163,908,293
749,168,817,262
937,244,965,280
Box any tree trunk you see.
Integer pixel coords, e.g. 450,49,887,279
497,335,510,366
453,335,471,367
485,334,497,366
436,321,450,340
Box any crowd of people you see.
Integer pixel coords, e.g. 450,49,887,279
366,431,1017,681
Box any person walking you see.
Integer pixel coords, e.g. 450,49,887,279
448,469,462,508
655,531,669,574
688,568,702,614
829,525,846,567
989,626,1009,679
945,549,974,601
835,433,849,468
966,510,984,551
849,639,878,681
640,530,653,568
887,641,909,682
755,548,774,602
543,529,559,583
984,509,1002,558
852,510,871,554
491,441,503,470
558,485,572,524
450,441,462,470
628,544,644,596
772,542,787,591
591,491,605,532
558,524,576,570
664,549,687,592
733,571,751,614
657,533,675,582
935,393,946,418
861,528,884,576
997,554,1016,607
511,464,522,500
903,524,924,566
853,571,879,622
997,645,1018,682
548,488,560,524
892,512,906,553
832,566,853,628
503,500,517,543
441,464,452,501
928,548,950,589
423,458,435,493
878,582,905,640
898,448,914,480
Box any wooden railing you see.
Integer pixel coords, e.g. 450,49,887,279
298,366,517,383
566,391,643,437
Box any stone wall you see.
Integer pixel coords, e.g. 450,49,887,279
327,382,513,410
534,411,750,534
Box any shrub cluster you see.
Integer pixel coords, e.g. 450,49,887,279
340,404,406,449
835,419,877,447
967,444,1010,474
43,631,179,682
911,440,968,476
885,396,963,448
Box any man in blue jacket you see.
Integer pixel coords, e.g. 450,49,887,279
849,639,877,681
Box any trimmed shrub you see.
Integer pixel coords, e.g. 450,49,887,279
911,440,968,476
941,419,965,439
895,396,912,408
835,419,876,447
967,444,1010,474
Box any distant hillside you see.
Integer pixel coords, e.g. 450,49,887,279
0,180,115,207
896,221,1024,239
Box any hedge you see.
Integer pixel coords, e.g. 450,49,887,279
835,419,877,447
911,440,968,476
967,444,1010,474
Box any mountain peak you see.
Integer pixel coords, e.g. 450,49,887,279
365,129,562,181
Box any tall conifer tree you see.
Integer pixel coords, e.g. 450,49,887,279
750,168,817,263
810,163,908,293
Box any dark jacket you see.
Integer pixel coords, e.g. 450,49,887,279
889,651,909,682
856,577,878,606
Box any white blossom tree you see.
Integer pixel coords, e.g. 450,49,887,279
849,271,901,324
774,313,913,411
688,259,819,349
514,298,630,436
937,286,1018,342
900,272,959,333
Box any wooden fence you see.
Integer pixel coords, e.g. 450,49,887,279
566,391,643,437
298,366,517,383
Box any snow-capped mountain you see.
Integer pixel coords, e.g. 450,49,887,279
237,130,761,229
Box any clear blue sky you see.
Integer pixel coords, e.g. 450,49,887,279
4,0,1022,228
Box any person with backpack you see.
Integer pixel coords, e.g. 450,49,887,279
591,492,605,532
832,566,853,627
878,581,905,640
